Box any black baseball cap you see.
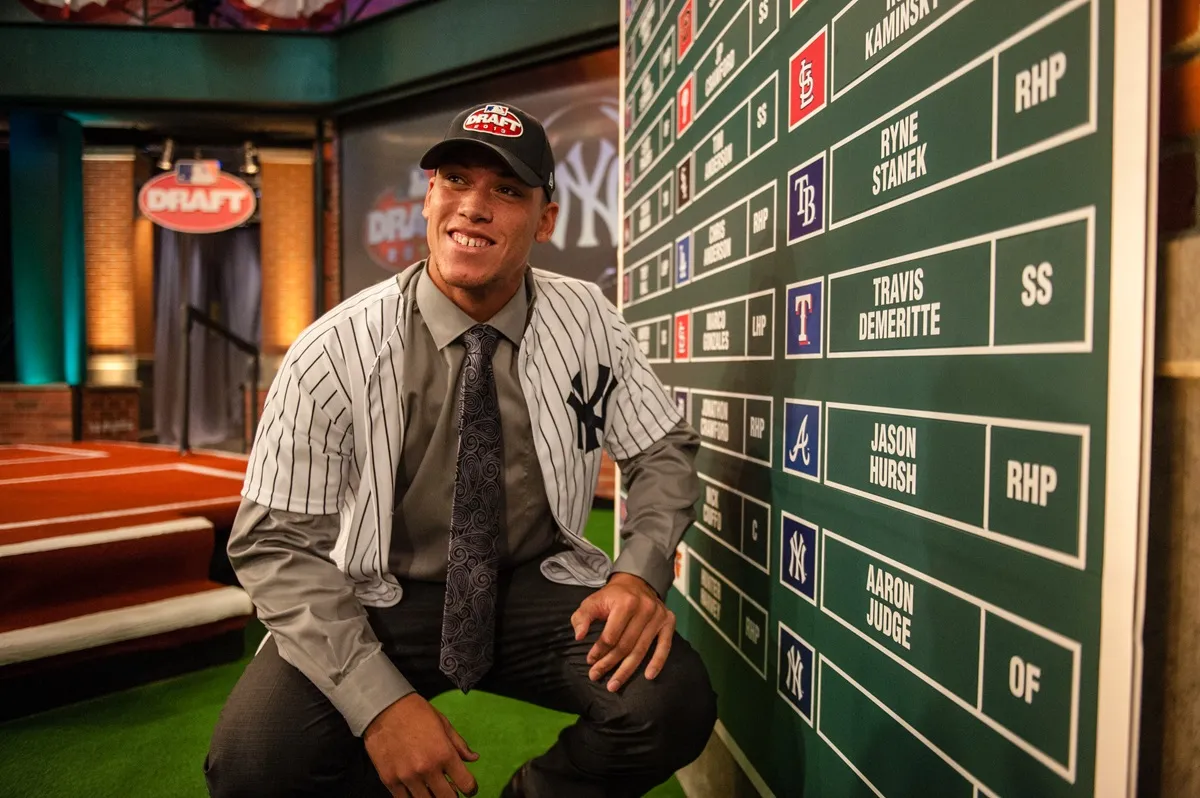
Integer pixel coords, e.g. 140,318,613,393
420,103,556,198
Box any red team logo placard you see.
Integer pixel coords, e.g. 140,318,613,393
677,0,695,60
790,0,809,14
674,312,691,360
677,73,696,136
789,28,828,130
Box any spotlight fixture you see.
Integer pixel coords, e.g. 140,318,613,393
241,141,260,175
157,138,175,171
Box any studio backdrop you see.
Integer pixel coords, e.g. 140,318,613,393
340,50,621,302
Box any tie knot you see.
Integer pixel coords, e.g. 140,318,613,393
463,324,500,357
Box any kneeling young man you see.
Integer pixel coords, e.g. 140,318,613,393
205,102,716,798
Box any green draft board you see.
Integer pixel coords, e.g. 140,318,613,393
615,0,1155,795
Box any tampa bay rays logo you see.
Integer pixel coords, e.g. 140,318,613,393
567,365,618,452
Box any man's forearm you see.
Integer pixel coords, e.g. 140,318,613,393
228,498,413,736
611,419,701,597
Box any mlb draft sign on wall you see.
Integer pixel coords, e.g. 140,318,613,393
138,160,257,234
617,0,1155,795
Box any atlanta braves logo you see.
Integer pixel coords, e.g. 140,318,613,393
566,366,617,453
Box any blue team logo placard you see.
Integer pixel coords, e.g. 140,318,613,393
777,623,815,724
787,153,826,245
785,278,823,359
675,233,692,286
782,399,821,482
780,513,818,604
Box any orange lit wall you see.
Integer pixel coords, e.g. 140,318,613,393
82,151,135,354
132,216,155,358
260,152,315,355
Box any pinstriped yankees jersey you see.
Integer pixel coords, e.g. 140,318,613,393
241,261,683,608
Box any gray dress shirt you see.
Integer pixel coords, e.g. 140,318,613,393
390,264,558,580
227,266,700,737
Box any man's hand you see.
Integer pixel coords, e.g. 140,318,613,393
570,572,676,692
363,693,479,797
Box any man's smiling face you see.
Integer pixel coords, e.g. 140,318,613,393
422,146,558,304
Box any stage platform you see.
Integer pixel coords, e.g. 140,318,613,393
0,442,255,717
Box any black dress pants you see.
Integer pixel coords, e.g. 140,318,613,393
204,551,717,797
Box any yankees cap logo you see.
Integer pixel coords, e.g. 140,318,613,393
463,104,524,138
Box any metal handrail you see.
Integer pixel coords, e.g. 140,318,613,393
179,304,260,455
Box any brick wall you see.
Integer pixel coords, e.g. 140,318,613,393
0,386,73,443
82,153,135,355
260,154,315,356
80,386,139,441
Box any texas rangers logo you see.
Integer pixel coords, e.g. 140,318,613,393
785,278,823,358
463,105,524,137
567,366,617,453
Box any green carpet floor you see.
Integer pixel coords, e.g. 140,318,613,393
0,508,686,798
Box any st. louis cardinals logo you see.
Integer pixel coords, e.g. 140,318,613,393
566,366,618,452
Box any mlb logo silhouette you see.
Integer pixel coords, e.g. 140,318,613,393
176,160,219,186
675,234,692,286
778,624,815,723
789,28,828,130
780,514,818,603
783,399,821,481
786,278,823,358
787,154,826,244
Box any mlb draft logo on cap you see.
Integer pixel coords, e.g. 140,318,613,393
463,104,525,137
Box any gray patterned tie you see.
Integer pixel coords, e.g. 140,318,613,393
440,323,503,692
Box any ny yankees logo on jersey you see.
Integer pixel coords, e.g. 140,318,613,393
567,365,617,452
